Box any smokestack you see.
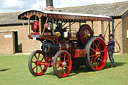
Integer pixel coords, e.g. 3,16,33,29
46,0,54,11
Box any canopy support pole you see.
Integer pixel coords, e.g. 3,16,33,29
39,18,41,35
21,19,28,36
69,22,71,32
79,21,81,27
28,19,30,35
112,19,114,38
91,21,94,34
42,18,49,35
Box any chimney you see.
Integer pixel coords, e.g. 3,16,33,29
46,0,54,11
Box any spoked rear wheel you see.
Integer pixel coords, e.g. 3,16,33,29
53,50,72,78
28,50,47,76
85,37,107,71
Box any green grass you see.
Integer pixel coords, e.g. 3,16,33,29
0,54,128,85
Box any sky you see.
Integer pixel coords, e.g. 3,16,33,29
0,0,127,13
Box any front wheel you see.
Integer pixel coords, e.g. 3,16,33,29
53,50,72,78
28,50,47,76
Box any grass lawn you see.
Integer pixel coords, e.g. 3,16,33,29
0,53,128,85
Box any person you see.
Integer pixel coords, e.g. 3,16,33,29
107,34,116,67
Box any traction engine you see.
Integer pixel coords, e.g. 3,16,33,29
28,19,107,78
18,9,111,78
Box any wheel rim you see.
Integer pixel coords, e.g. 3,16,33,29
30,50,47,76
89,38,107,70
54,51,72,78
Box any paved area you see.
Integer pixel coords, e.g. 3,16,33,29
14,53,31,55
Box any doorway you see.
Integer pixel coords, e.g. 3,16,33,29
14,31,18,53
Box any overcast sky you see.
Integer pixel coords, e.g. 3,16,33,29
0,0,127,13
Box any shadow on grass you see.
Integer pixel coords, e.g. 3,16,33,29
103,62,126,69
45,61,126,78
69,61,127,77
0,68,12,72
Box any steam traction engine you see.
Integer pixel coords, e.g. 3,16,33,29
18,10,112,78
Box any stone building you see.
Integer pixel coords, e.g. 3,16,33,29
0,1,128,54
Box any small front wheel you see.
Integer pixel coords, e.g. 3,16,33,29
53,50,72,78
28,50,47,76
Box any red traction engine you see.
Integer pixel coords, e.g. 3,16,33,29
18,10,111,78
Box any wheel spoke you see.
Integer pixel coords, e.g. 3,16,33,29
32,65,37,70
56,65,60,69
34,55,38,60
56,60,61,68
31,61,36,63
90,54,95,57
90,57,94,64
65,60,68,63
100,50,104,53
98,58,103,63
94,42,98,48
95,60,98,68
63,68,66,74
65,66,69,69
90,47,96,52
39,65,43,71
41,57,44,61
57,60,60,64
60,67,63,74
97,42,101,48
93,43,95,48
90,51,94,54
92,57,97,64
37,53,40,60
64,54,66,62
36,66,38,73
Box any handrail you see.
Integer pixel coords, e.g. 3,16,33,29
42,18,49,35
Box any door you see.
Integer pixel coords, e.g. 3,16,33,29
14,31,18,53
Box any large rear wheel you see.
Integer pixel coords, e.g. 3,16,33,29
85,37,107,71
53,50,72,78
28,50,47,76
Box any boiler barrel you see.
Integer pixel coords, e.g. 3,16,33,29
41,41,72,55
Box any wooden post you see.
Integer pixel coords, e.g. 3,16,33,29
39,18,41,35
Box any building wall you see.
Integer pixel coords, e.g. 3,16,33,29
122,13,128,53
92,19,123,53
0,25,41,53
0,31,15,54
0,18,125,54
114,19,123,53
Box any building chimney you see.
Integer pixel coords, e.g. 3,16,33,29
46,0,54,11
